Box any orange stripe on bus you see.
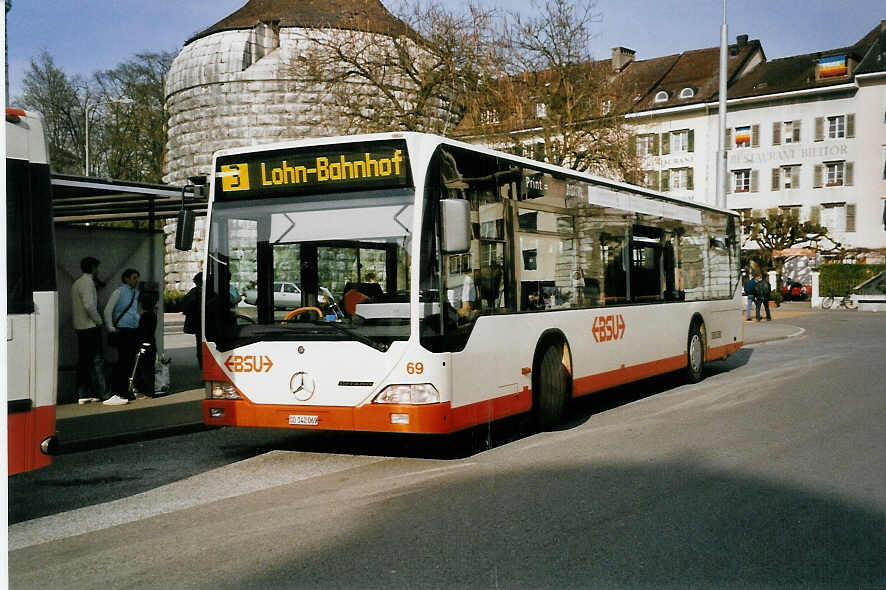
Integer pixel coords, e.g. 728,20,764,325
573,354,687,398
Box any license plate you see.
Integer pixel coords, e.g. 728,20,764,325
289,414,319,426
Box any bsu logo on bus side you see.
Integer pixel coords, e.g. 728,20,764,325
592,314,626,343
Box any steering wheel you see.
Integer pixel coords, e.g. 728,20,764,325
284,306,324,321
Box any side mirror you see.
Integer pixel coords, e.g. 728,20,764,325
175,208,195,251
441,199,471,254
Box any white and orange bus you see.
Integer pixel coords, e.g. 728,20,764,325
6,108,59,474
182,133,742,434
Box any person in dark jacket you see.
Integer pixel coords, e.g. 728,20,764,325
754,274,772,322
134,290,159,396
181,272,203,369
744,274,758,321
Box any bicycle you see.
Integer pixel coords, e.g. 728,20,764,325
821,292,857,310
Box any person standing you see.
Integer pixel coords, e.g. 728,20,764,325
71,256,107,404
754,274,772,322
134,289,159,396
181,272,203,369
744,273,758,322
103,268,141,405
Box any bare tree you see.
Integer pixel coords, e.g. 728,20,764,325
17,50,85,174
93,51,174,182
464,0,640,177
289,1,500,136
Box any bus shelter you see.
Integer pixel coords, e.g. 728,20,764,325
50,174,206,403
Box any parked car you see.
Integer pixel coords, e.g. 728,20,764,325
243,281,302,309
781,281,809,301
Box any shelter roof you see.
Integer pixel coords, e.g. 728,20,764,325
51,175,205,225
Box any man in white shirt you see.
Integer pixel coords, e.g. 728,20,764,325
447,268,478,322
71,257,107,404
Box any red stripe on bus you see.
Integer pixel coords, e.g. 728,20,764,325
572,354,687,398
8,405,55,475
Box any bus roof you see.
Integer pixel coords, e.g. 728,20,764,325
6,108,49,165
211,132,738,218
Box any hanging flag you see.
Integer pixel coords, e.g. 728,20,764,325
817,55,847,78
735,126,751,147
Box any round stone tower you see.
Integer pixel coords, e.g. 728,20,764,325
162,0,417,290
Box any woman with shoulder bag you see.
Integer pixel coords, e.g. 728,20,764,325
103,268,141,405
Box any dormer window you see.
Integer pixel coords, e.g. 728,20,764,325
679,87,695,99
654,90,669,103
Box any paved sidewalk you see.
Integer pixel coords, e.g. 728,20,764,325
54,309,810,450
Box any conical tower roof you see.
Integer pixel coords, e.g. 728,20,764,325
187,0,414,45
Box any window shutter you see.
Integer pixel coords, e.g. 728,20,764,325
687,168,694,190
815,117,824,141
793,121,801,143
846,204,856,232
653,170,660,190
652,133,659,155
846,113,855,138
727,172,733,193
810,205,821,225
751,169,759,192
751,124,760,147
661,170,670,191
772,122,781,145
629,136,638,157
660,133,671,155
771,168,780,191
814,164,823,188
688,129,695,152
792,166,800,189
845,161,854,186
726,128,732,151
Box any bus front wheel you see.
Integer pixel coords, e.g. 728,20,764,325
685,320,706,383
534,343,569,430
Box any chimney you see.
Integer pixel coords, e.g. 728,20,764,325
612,47,636,71
736,34,748,51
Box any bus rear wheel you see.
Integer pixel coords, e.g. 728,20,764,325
534,343,569,430
685,321,706,383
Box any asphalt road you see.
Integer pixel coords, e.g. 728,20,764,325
9,311,886,589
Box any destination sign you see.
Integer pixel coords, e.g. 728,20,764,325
215,140,411,200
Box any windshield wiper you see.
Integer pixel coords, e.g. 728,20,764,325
309,320,388,352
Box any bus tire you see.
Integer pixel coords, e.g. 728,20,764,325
535,343,569,430
685,320,706,383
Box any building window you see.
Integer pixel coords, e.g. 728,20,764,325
734,169,751,193
735,125,751,148
643,170,658,189
601,99,612,115
772,165,800,191
536,103,547,119
821,203,846,233
636,134,654,157
654,90,669,103
679,87,695,99
826,162,845,186
671,168,688,190
670,130,691,153
827,115,845,139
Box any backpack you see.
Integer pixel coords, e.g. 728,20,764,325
754,279,771,300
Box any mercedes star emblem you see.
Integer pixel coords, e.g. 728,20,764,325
289,371,317,401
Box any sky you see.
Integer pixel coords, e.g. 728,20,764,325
4,0,885,101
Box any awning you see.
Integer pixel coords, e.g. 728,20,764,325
51,174,206,225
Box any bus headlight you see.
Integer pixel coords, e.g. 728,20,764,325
208,381,241,400
373,384,439,404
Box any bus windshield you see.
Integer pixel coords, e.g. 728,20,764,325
206,188,414,351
